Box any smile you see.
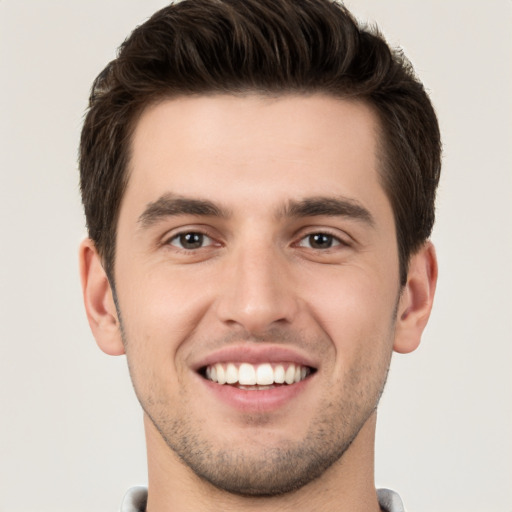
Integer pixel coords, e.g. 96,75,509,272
203,362,314,389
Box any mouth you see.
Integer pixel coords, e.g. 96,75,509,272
200,362,316,391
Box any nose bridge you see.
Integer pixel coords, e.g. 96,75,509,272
217,234,296,333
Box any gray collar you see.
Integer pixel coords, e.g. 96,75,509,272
120,486,405,512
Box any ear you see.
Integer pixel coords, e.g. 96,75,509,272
393,241,438,354
79,238,125,356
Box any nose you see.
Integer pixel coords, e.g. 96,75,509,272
215,240,299,335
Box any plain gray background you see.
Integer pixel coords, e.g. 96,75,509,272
1,1,511,511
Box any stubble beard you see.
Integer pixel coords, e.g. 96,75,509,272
114,290,396,497
136,355,392,497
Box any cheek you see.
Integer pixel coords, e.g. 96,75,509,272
115,269,216,398
300,265,399,358
118,266,215,342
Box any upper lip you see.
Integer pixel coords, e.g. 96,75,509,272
192,344,318,372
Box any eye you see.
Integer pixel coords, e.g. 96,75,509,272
297,233,342,250
168,232,214,250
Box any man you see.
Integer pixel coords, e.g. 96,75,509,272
78,0,440,510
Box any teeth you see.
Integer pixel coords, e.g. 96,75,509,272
274,364,285,384
256,363,274,385
204,362,311,387
285,365,295,385
225,363,238,384
216,364,226,385
239,363,256,385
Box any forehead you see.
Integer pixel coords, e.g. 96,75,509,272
124,94,386,218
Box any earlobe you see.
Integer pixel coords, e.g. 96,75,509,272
393,242,438,354
79,238,125,356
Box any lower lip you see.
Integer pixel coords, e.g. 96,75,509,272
200,375,313,412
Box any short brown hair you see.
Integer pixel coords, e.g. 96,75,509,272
80,0,441,285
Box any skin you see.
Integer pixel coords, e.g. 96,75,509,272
80,94,437,512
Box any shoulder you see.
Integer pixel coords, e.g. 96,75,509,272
377,488,407,512
119,486,148,512
119,485,406,511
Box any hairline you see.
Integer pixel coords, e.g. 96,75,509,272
100,87,408,289
102,89,407,285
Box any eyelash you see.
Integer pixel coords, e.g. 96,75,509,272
296,232,346,250
164,229,349,252
167,231,216,251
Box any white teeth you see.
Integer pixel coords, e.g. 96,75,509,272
284,365,295,385
256,363,274,385
225,363,238,384
238,363,256,385
215,363,226,385
204,362,311,387
274,365,285,384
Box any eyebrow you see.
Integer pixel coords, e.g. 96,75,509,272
138,193,230,228
280,196,375,226
137,193,374,229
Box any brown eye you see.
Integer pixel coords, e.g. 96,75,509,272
169,232,212,250
298,233,341,249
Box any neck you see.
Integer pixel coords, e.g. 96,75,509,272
144,413,382,512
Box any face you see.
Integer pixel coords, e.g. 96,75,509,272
113,94,402,495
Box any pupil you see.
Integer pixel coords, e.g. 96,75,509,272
181,232,203,249
310,233,332,248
